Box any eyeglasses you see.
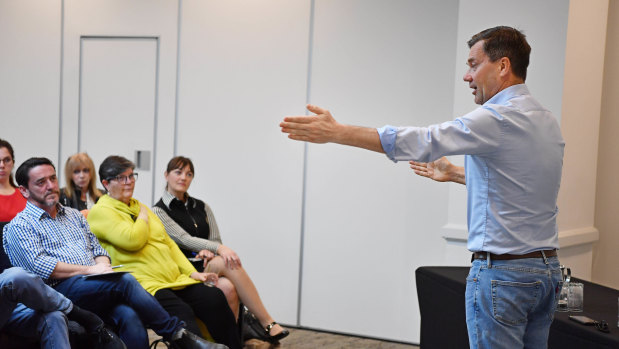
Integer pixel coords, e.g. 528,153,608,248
0,157,13,165
108,173,138,183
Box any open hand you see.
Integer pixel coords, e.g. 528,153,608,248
280,104,340,143
409,157,453,182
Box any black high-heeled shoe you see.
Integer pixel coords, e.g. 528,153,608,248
242,310,289,343
265,322,289,343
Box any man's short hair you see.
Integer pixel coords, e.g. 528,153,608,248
99,155,135,184
468,26,531,81
16,157,55,188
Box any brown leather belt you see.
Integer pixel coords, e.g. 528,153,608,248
472,249,557,262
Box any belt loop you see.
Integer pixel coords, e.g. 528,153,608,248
487,253,492,268
541,250,548,265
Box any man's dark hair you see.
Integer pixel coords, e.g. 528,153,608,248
16,157,55,188
99,155,135,184
468,26,531,81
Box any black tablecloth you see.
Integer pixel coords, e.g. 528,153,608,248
416,266,619,349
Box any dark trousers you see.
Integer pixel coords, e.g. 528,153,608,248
55,273,184,349
155,283,242,349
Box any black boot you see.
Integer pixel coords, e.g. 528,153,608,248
171,328,228,349
91,325,127,349
67,305,126,349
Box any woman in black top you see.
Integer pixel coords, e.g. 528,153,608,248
60,153,103,217
153,156,289,344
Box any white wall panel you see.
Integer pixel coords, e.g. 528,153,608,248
176,0,311,324
301,0,459,342
0,0,61,166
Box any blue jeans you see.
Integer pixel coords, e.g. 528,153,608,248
465,256,562,349
54,272,185,349
0,267,71,348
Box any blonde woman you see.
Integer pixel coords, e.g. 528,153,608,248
60,153,103,217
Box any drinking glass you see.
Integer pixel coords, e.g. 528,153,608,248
567,282,583,312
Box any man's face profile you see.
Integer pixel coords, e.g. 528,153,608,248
463,40,503,105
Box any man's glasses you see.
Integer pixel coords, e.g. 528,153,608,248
108,173,138,184
0,157,13,165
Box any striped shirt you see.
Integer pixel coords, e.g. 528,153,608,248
152,190,222,254
2,201,109,286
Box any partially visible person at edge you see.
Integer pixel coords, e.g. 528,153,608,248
0,139,26,222
279,26,564,349
87,155,242,349
152,156,289,343
3,157,227,349
60,152,104,218
0,266,127,349
1,141,124,349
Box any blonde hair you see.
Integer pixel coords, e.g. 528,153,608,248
64,153,102,201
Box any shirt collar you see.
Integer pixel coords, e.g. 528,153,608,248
161,189,191,209
23,201,66,220
484,83,529,106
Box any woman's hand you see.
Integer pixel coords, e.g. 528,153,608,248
190,271,218,285
195,249,215,268
137,204,149,224
217,245,242,270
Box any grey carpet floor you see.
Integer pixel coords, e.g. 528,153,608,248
149,328,419,349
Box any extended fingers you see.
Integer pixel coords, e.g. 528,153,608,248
281,115,316,125
306,104,329,115
409,160,428,168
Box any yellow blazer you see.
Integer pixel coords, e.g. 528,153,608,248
87,194,199,295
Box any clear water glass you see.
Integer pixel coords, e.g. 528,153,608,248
567,282,584,312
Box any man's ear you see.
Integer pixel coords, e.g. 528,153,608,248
498,57,511,77
18,185,29,199
101,179,109,192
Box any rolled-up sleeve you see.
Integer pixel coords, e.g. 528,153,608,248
378,107,503,162
377,125,398,161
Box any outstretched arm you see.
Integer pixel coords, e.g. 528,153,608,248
409,157,466,185
280,104,385,153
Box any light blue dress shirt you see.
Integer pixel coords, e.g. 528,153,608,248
378,84,564,254
3,202,109,285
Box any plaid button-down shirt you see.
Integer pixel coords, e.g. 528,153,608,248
3,201,109,286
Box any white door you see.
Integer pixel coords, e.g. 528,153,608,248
79,37,157,203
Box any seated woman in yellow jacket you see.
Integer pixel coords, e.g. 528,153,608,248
87,155,242,349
